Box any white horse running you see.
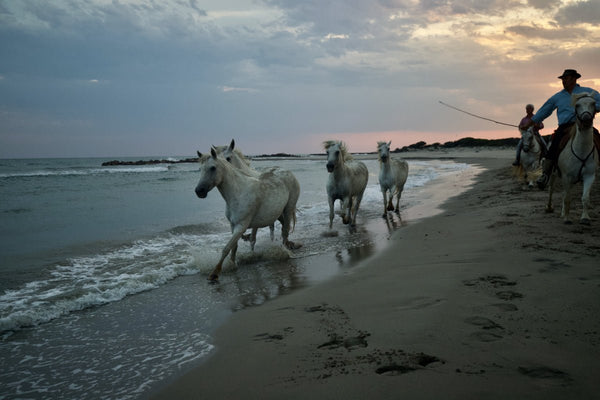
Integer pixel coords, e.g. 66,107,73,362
518,127,543,188
323,140,369,228
377,141,409,217
214,139,274,247
546,92,598,224
195,147,299,281
215,139,302,250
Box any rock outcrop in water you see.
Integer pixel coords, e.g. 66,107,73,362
101,158,199,166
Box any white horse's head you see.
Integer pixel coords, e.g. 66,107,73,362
323,140,351,173
572,92,597,129
377,141,392,163
215,139,251,169
519,127,535,152
195,147,224,198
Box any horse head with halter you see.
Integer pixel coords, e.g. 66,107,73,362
520,127,536,152
572,92,597,129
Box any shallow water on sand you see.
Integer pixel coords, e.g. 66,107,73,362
0,156,475,399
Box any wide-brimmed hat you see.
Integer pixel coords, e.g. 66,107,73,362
558,69,581,79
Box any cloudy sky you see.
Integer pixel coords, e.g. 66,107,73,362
1,0,599,158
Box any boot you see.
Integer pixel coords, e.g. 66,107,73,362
536,158,553,190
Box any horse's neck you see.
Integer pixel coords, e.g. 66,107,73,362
572,125,594,153
332,158,350,177
380,159,391,171
216,165,250,202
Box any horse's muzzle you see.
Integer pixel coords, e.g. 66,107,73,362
579,112,594,128
326,163,335,173
195,187,208,198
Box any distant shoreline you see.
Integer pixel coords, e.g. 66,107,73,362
101,136,520,166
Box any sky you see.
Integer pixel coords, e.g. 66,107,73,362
1,0,599,158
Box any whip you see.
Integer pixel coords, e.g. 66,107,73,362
438,100,518,128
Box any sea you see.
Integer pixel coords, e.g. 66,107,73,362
0,155,474,399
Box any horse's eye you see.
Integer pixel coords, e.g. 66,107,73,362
210,166,216,172
335,151,340,155
226,157,231,162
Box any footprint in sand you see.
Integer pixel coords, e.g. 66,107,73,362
317,332,370,350
470,331,503,342
465,316,504,342
518,366,572,385
496,290,524,300
465,316,503,330
491,303,518,311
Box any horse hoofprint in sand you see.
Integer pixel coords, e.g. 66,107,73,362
546,92,598,224
195,147,300,281
377,141,409,217
324,140,369,229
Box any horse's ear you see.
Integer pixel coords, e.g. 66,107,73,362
197,151,202,158
388,141,391,147
229,139,235,150
210,147,217,159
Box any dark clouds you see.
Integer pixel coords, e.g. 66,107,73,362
0,0,599,157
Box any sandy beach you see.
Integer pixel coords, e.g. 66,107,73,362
151,148,600,400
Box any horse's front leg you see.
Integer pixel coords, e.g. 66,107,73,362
561,180,573,224
250,227,258,251
580,174,595,224
394,188,402,213
342,197,352,225
209,224,247,281
328,196,335,229
386,190,394,212
351,193,364,226
381,188,389,217
546,174,556,213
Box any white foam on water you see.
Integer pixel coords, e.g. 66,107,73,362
0,165,170,178
0,232,228,334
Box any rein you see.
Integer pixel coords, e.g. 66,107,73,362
569,131,595,183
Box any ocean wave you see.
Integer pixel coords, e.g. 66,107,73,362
0,233,205,334
0,165,170,178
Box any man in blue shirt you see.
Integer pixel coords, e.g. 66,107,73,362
524,69,600,189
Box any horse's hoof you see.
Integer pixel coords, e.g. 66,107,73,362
580,218,591,225
545,207,553,214
563,220,573,225
394,209,400,214
285,241,302,250
382,213,388,218
207,274,219,283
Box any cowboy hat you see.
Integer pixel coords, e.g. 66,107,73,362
558,69,581,79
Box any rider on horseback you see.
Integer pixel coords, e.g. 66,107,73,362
512,103,545,166
522,69,600,190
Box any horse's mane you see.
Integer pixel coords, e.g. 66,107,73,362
212,145,252,167
323,140,353,161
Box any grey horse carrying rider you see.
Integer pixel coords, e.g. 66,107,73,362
522,69,600,190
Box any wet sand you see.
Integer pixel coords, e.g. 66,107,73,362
151,148,600,399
